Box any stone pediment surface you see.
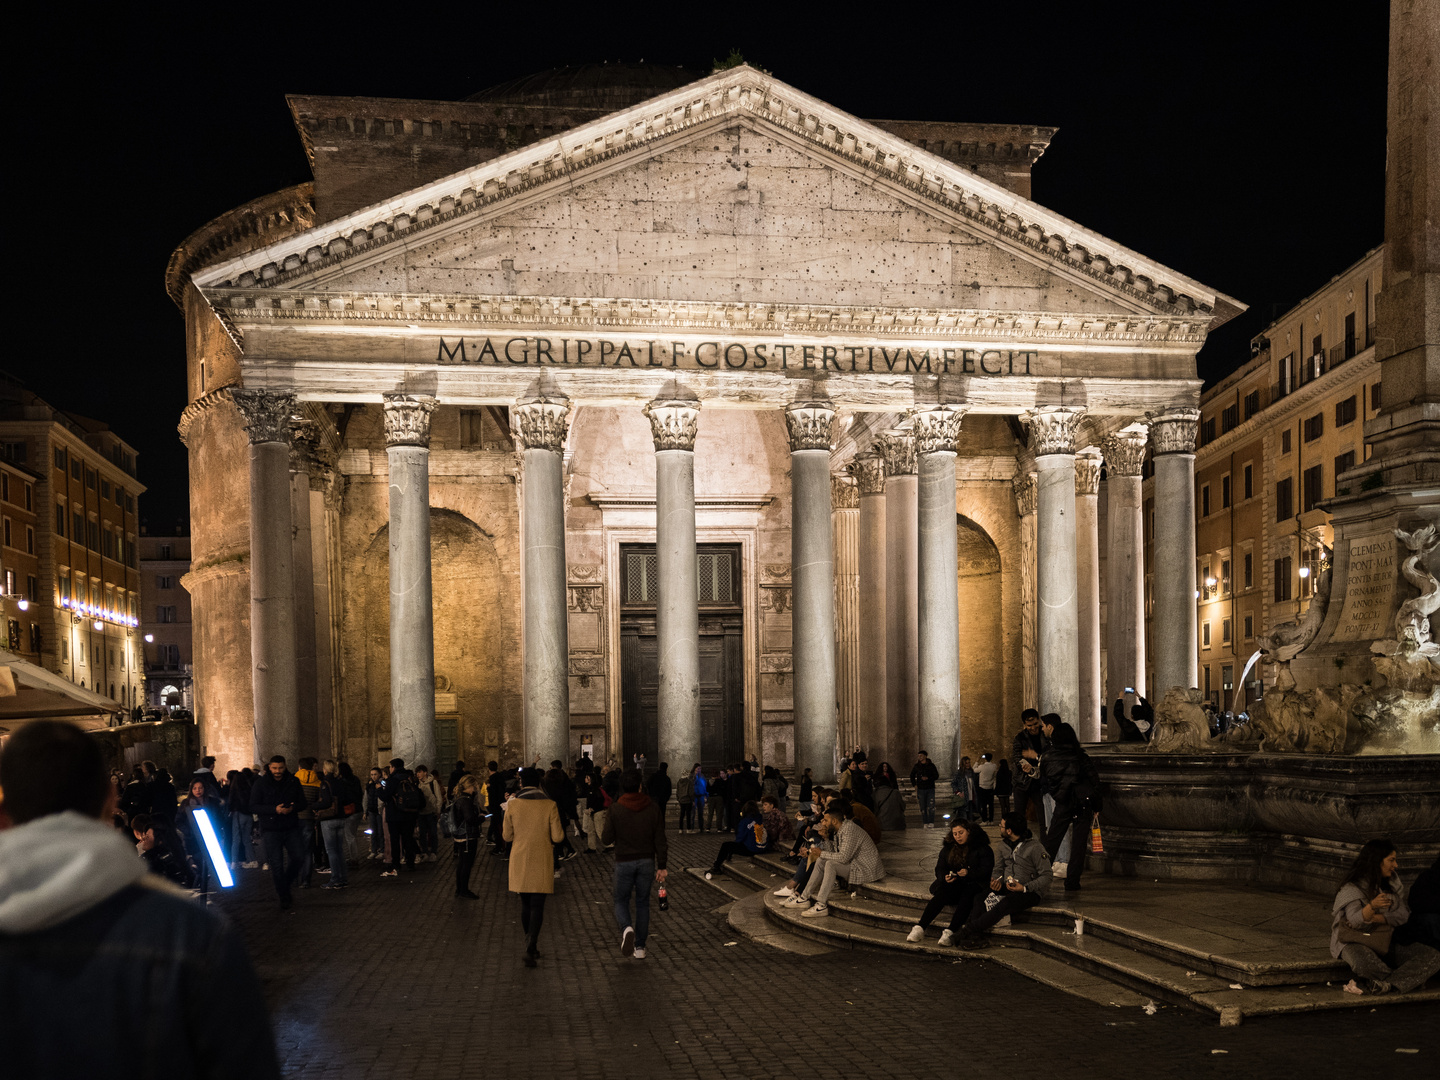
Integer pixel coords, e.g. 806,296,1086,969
192,66,1242,329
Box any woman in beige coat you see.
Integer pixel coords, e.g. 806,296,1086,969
501,768,565,967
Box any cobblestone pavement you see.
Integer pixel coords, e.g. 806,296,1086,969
224,828,1439,1079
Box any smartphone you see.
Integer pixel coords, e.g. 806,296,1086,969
1124,687,1135,694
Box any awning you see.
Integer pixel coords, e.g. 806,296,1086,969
0,650,120,730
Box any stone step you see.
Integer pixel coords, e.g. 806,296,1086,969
749,851,1347,988
684,866,756,903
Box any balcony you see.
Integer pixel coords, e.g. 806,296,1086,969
1328,323,1376,370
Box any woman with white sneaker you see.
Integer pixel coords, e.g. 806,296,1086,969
784,800,884,919
906,820,993,946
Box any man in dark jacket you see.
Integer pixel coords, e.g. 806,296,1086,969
1037,716,1099,892
1010,708,1049,823
0,719,281,1079
645,762,673,825
248,755,308,909
379,758,421,875
542,760,580,858
118,766,149,822
910,751,940,828
600,769,668,959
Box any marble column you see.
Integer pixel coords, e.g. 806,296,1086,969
1102,429,1148,736
831,472,860,754
849,451,887,761
1074,448,1103,743
232,389,299,765
514,393,573,767
785,401,838,780
384,394,439,768
644,397,701,772
879,431,918,763
1027,406,1084,725
289,420,321,757
1013,473,1038,712
912,405,967,770
1151,408,1200,697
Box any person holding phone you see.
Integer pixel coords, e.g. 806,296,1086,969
248,755,309,911
1332,839,1440,995
907,819,993,946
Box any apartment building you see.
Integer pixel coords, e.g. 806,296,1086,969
0,378,145,710
0,456,43,661
1144,246,1384,708
139,530,193,713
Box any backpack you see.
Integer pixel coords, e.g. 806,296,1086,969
394,775,424,814
440,799,463,839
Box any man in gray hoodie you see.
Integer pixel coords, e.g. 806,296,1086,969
958,810,1053,950
0,719,279,1079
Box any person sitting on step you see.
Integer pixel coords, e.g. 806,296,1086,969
907,819,994,947
957,811,1052,949
785,799,885,919
704,801,770,879
1332,839,1440,996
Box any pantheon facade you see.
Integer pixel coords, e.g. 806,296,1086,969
168,64,1241,776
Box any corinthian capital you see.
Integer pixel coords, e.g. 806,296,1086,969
831,473,859,510
848,452,886,495
383,394,438,448
643,399,701,452
1013,472,1037,517
1022,406,1085,457
1149,407,1201,456
909,404,969,455
232,389,296,445
1102,428,1149,476
289,419,320,472
513,394,572,452
1075,449,1103,496
876,430,916,476
784,401,837,452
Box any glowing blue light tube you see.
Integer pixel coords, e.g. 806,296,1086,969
192,808,235,888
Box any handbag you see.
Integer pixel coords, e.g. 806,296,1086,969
1089,814,1104,854
1337,922,1393,954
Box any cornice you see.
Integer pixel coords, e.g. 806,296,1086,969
206,288,1210,348
1193,352,1379,464
192,67,1239,326
177,386,234,449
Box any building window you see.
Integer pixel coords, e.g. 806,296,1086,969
1,473,9,502
1201,484,1211,518
87,519,100,551
1222,617,1233,645
157,606,178,624
1279,353,1295,395
1344,312,1357,359
1244,390,1260,420
26,575,37,602
2,517,9,548
1202,621,1212,649
2,568,12,595
1372,382,1382,409
1221,559,1232,596
1303,413,1324,442
73,510,83,541
100,479,111,499
1222,664,1234,697
125,494,134,514
1244,614,1254,640
1243,463,1253,500
1334,451,1356,486
1281,429,1292,454
1201,560,1213,599
1221,474,1231,509
1276,477,1294,522
1303,464,1324,512
59,571,69,603
1221,404,1238,433
23,483,31,511
70,458,81,481
7,619,19,651
159,544,172,560
85,468,96,490
29,622,41,653
1204,665,1213,700
156,575,175,590
25,526,33,555
1274,556,1293,602
2,441,26,465
1201,417,1216,445
1335,396,1358,427
54,447,67,471
60,638,68,662
1243,552,1253,590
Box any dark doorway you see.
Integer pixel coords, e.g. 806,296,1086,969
619,543,744,771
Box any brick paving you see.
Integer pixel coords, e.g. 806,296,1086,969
221,828,1439,1079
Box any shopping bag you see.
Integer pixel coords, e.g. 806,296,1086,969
1089,814,1104,854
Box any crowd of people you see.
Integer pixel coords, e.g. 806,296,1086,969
2,707,1436,1078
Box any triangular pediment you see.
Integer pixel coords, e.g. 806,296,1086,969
193,66,1241,328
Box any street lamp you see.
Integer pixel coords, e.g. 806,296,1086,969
1298,566,1311,579
144,634,154,643
93,620,104,632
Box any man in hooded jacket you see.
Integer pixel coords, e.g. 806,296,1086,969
601,769,668,959
0,719,280,1080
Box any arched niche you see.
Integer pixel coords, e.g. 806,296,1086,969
957,514,1005,761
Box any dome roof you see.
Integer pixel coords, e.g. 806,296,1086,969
468,63,704,112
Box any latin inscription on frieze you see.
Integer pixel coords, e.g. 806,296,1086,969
1331,533,1397,642
434,336,1038,375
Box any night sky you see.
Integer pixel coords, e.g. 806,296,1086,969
14,3,1387,528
